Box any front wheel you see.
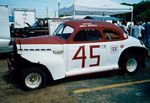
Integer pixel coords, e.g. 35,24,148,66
20,66,47,90
120,54,141,75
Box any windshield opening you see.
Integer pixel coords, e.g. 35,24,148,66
53,24,74,40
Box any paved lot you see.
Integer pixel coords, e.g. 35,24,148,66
0,57,150,103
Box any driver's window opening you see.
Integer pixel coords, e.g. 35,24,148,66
74,29,101,42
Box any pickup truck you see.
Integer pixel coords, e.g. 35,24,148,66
0,6,13,58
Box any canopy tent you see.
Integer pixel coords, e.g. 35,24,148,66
84,16,123,21
59,0,133,16
61,15,123,21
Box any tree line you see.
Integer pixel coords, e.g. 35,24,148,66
114,1,150,22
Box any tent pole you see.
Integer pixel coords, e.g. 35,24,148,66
73,0,76,20
73,10,75,20
131,11,134,24
130,11,134,35
58,0,60,19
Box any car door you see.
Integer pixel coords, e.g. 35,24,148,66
66,28,106,76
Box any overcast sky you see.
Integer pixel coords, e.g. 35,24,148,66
0,0,143,17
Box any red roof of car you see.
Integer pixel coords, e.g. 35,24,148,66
64,19,123,32
15,20,125,45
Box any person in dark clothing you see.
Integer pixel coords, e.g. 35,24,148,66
143,18,150,49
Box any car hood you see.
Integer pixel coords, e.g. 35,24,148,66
15,36,66,45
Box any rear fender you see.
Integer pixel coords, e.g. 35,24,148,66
118,47,148,67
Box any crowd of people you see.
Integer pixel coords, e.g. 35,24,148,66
113,18,150,49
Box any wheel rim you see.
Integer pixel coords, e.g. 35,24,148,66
25,73,42,89
126,58,138,72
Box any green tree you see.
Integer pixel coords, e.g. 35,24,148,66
114,1,150,21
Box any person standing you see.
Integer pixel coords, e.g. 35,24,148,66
130,21,144,39
112,20,119,26
138,22,145,40
143,18,150,49
119,20,129,34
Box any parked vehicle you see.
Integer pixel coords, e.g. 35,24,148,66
23,18,50,37
8,20,148,90
12,18,63,37
12,8,36,37
0,5,13,56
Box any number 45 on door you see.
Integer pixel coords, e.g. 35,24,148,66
72,45,100,68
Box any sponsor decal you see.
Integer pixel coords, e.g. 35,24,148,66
110,45,118,54
100,45,106,49
53,50,63,55
80,23,98,28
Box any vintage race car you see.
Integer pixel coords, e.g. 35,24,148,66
8,20,148,90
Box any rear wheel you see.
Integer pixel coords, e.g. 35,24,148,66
20,66,47,90
120,53,141,75
126,58,138,73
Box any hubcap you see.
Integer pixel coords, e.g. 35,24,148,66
25,73,42,89
126,58,137,72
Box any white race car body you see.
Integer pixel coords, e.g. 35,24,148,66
8,20,148,90
15,35,146,80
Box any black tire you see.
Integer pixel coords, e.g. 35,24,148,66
20,66,47,90
119,53,141,75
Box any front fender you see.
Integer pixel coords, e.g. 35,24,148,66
20,52,66,80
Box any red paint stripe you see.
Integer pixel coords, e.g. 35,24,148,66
16,36,66,44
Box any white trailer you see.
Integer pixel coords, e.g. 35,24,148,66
0,5,12,54
13,8,36,28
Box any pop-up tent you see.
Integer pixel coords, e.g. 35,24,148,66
61,15,122,21
84,16,123,21
59,0,133,16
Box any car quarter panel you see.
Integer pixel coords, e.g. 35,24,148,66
119,36,147,51
117,36,148,62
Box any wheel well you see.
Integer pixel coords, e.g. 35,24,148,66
14,54,53,81
119,47,148,67
28,63,53,82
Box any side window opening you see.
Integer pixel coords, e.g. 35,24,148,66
87,29,101,41
103,29,120,40
74,30,87,41
74,29,101,42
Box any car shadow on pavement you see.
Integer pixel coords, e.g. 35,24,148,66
48,56,150,87
2,71,20,89
3,68,149,91
48,69,124,87
2,57,150,91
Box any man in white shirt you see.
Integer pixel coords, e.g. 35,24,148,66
131,21,144,39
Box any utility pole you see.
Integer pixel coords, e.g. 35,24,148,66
73,0,77,19
58,0,60,18
54,10,57,18
46,6,48,18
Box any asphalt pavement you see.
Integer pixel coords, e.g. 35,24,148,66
0,57,150,103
